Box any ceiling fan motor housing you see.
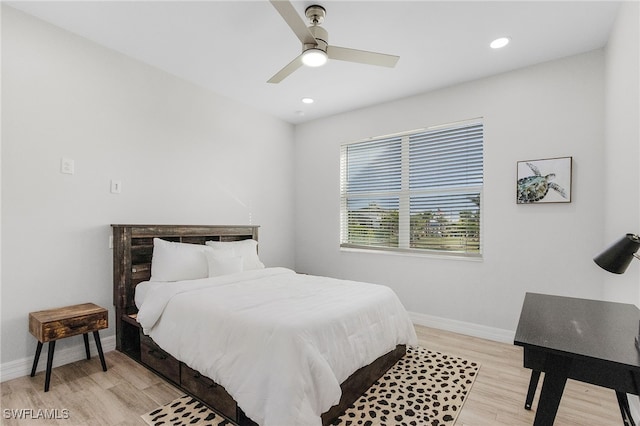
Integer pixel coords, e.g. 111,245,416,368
305,25,328,53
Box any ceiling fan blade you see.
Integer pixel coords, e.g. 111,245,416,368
269,0,315,45
267,54,304,84
327,46,399,68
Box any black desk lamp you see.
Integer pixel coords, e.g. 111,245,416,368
594,233,640,351
594,233,640,273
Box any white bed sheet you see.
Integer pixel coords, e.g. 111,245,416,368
136,267,417,426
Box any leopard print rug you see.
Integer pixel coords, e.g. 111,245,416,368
141,347,479,426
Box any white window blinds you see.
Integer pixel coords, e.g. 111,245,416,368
340,120,483,256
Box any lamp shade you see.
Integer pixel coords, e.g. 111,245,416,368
593,233,640,274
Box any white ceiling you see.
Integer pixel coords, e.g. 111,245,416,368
7,1,621,124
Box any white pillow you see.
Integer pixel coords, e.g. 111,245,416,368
205,239,265,270
150,238,211,281
205,251,244,277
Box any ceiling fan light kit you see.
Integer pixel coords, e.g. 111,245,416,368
302,48,328,67
268,1,399,83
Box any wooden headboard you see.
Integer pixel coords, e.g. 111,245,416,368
111,224,259,351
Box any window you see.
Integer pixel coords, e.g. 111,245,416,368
340,120,483,256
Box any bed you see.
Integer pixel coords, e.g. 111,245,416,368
112,224,417,426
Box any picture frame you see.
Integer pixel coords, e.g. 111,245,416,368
517,156,572,204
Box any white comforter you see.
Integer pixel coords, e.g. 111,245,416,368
136,267,417,426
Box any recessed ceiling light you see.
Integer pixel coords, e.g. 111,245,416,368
490,37,511,49
302,98,314,104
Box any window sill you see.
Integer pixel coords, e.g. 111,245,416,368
339,246,483,262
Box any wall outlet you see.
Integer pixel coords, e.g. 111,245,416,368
60,158,74,174
110,180,122,194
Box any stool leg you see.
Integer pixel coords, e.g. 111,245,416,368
93,331,107,372
30,342,43,377
525,370,541,410
83,333,91,360
44,341,56,392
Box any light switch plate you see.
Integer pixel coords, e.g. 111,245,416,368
110,180,122,194
61,158,74,174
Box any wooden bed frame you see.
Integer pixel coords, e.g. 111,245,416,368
111,224,405,425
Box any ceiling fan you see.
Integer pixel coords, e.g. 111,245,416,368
268,1,399,83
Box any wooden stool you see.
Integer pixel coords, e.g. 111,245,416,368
29,303,108,391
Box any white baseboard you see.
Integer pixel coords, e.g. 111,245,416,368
0,335,116,383
409,311,515,344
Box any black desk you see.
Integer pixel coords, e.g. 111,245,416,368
514,292,640,426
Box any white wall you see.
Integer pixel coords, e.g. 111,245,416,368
603,1,640,305
294,50,606,336
3,1,637,380
1,6,295,368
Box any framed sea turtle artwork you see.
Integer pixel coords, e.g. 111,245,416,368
517,157,572,204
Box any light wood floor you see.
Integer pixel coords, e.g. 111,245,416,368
415,326,621,426
1,325,622,425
